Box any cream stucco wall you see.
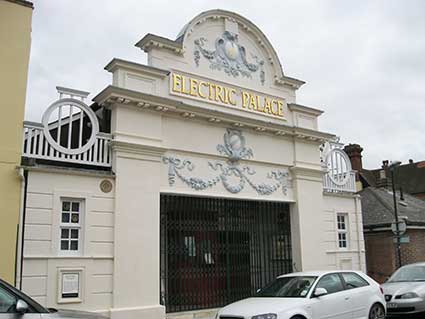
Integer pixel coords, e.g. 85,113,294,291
323,193,366,271
0,0,33,284
21,169,115,313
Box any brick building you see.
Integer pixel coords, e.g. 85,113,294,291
345,144,425,283
361,187,425,282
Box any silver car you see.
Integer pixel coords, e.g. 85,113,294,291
0,278,107,319
382,262,425,316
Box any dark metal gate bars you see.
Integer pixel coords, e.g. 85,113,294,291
160,195,292,313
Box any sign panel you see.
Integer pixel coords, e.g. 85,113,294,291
391,220,407,236
61,273,79,298
393,236,410,244
170,72,286,120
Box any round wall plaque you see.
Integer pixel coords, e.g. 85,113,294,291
100,180,113,193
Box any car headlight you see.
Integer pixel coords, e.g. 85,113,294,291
400,292,419,299
252,314,277,319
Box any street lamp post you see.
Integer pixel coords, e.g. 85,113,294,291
389,161,402,268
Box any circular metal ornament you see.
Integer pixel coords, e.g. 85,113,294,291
100,180,113,193
325,148,351,186
42,98,99,155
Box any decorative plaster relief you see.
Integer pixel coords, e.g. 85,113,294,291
163,129,290,195
194,31,265,85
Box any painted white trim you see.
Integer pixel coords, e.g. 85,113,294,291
51,190,93,257
23,256,113,259
336,212,349,250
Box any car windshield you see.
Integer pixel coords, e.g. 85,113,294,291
256,276,317,298
388,265,425,282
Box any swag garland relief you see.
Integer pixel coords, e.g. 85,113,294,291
162,129,290,195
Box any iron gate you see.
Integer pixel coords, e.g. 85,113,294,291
160,195,292,313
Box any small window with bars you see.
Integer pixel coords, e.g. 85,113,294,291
337,213,348,249
60,199,83,254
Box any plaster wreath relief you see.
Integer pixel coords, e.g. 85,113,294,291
162,129,290,195
194,31,265,85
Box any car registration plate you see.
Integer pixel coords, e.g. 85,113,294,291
387,302,398,308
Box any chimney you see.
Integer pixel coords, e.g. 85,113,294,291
409,159,414,164
344,144,363,181
377,160,390,188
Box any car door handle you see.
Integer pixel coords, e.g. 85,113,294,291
345,297,350,300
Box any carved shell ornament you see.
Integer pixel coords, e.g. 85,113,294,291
194,31,265,85
163,129,289,195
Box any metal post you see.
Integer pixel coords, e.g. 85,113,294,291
391,166,402,268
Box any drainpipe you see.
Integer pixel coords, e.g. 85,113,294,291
15,168,27,289
354,195,364,272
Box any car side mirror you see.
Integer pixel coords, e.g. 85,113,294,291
16,299,29,314
313,288,328,297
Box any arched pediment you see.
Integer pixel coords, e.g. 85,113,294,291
136,10,305,90
175,9,285,88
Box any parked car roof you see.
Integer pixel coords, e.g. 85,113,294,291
277,270,364,278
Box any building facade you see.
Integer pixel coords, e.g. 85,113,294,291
345,143,425,283
20,10,365,319
0,0,33,285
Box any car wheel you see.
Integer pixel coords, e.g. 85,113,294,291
368,303,385,319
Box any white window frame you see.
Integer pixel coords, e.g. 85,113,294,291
59,198,84,256
336,213,349,249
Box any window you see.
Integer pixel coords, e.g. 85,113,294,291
0,286,16,313
337,213,348,249
60,199,83,254
315,273,345,294
341,272,369,289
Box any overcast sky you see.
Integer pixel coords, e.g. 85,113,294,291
25,0,425,169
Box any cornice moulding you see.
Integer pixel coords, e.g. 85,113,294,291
19,165,115,178
288,103,324,116
4,0,34,9
323,191,356,199
104,58,170,78
275,75,306,90
135,33,184,54
93,85,335,142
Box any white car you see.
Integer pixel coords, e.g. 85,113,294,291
382,262,425,316
216,270,386,319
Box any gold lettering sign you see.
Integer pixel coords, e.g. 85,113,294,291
170,72,285,119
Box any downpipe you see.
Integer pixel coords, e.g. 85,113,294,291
15,167,27,289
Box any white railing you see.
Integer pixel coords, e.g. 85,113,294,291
323,170,356,193
23,121,112,167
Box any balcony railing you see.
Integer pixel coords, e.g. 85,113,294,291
323,170,356,193
321,141,356,193
23,122,112,168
